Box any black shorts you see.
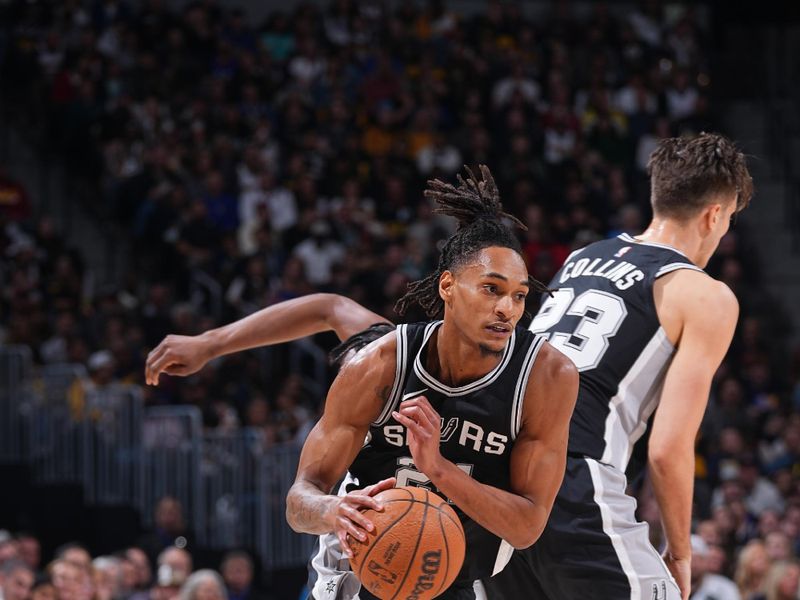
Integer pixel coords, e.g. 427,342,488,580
481,456,680,600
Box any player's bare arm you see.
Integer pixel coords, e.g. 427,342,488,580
649,269,739,599
145,293,387,384
286,332,397,556
393,343,578,549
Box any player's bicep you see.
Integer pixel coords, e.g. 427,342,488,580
294,334,398,491
510,345,578,506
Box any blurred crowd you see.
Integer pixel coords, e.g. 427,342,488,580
0,497,277,600
0,0,799,598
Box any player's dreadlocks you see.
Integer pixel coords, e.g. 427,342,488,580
395,165,551,319
329,322,395,370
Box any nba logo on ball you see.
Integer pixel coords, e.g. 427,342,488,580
349,487,465,600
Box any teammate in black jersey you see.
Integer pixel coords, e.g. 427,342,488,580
149,166,579,599
478,132,753,600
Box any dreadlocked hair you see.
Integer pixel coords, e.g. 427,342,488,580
328,322,395,370
395,165,552,319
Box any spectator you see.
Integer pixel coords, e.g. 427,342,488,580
179,571,226,600
736,540,770,600
758,561,800,600
690,535,741,600
14,534,40,572
136,498,194,566
0,561,34,600
219,552,267,600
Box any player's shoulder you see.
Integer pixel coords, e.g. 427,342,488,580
659,268,739,317
527,340,579,396
338,327,398,381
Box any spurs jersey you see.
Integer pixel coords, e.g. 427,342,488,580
349,321,545,585
529,233,704,473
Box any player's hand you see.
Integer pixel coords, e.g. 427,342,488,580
145,334,213,385
327,477,396,558
663,553,690,600
392,397,444,478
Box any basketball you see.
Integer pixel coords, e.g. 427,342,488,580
349,486,466,600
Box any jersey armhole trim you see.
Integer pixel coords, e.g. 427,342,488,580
655,263,705,279
372,324,407,427
510,335,546,441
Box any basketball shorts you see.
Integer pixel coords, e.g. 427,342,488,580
481,456,681,600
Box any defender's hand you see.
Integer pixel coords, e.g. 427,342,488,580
145,334,212,385
327,477,396,558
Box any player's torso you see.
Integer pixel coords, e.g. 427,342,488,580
529,234,704,472
349,321,544,583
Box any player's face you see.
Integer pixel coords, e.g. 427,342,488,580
446,247,529,355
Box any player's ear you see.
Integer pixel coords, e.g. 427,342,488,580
439,270,455,306
703,202,722,233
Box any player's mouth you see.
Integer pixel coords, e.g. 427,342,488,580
485,322,512,337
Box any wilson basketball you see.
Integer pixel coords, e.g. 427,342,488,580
349,486,465,600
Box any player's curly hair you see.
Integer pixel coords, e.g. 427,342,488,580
647,132,753,219
395,165,551,319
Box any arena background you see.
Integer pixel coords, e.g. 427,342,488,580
1,1,800,599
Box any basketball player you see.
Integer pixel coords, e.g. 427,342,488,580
479,132,753,600
149,167,580,599
147,134,749,599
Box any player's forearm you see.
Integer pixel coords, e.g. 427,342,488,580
429,460,546,549
286,480,338,535
202,294,340,359
648,445,694,559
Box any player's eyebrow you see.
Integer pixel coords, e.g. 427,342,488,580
483,272,530,287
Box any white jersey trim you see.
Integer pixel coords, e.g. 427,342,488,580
586,459,641,600
617,233,690,258
372,324,407,426
413,321,517,397
510,335,546,441
492,540,515,577
655,262,705,278
599,327,675,470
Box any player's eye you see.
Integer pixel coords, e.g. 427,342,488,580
515,293,527,302
483,284,497,294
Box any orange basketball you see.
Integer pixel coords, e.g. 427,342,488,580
349,486,466,600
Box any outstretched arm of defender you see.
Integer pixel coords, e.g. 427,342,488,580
286,332,397,557
145,293,387,384
648,271,738,599
394,343,578,549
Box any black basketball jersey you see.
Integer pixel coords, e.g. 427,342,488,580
348,321,545,585
529,234,704,472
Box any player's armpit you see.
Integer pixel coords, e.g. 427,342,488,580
286,332,398,535
509,343,579,546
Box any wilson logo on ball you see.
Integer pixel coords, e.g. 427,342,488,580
406,551,442,600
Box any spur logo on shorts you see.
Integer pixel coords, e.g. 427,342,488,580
651,581,666,600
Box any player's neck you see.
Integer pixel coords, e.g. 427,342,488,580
634,218,704,265
429,320,504,387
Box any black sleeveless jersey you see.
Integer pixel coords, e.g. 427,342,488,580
528,234,704,472
348,321,546,584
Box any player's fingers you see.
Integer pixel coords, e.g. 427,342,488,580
397,406,435,432
399,398,439,427
146,352,177,385
144,345,168,384
363,477,396,501
345,493,382,516
392,411,429,440
164,364,191,376
337,512,370,541
337,530,354,558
